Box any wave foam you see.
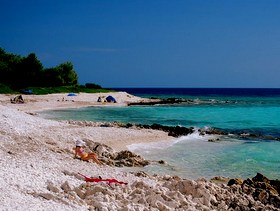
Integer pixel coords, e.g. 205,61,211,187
127,128,215,152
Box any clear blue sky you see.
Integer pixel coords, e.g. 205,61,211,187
1,0,280,88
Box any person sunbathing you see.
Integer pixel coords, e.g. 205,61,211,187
74,140,103,165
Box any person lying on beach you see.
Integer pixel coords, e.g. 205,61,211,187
74,140,103,165
10,95,24,104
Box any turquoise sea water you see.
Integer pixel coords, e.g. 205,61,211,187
41,88,280,180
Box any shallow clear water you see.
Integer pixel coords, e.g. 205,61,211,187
129,134,280,179
41,89,280,179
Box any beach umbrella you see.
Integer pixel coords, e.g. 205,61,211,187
21,89,33,94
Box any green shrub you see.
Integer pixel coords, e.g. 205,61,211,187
0,83,16,93
20,86,114,95
85,83,102,89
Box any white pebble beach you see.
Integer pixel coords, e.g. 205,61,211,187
0,92,277,210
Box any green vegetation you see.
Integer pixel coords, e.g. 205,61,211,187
0,48,110,94
0,83,14,93
21,86,112,95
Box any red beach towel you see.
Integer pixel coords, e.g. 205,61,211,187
78,173,128,185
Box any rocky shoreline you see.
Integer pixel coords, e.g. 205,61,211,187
62,120,280,209
127,98,194,106
1,93,280,210
32,170,280,210
67,120,280,141
127,97,237,106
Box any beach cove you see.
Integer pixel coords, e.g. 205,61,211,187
41,88,280,180
0,92,280,210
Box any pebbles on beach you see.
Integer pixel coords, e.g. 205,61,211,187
0,93,279,210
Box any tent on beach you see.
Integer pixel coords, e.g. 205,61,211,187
105,95,117,103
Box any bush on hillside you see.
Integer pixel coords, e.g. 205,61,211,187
85,83,102,89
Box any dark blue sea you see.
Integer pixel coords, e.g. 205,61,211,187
42,88,280,179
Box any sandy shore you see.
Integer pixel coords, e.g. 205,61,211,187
0,92,278,210
0,92,147,112
1,92,171,151
0,92,175,210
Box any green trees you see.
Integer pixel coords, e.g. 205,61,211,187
0,48,78,89
55,62,78,86
85,83,102,89
0,48,22,87
43,62,78,87
17,53,44,87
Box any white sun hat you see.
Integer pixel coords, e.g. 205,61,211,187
76,139,85,147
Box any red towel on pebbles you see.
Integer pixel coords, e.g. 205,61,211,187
78,173,128,185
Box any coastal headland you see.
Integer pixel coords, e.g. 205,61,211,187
0,92,279,210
